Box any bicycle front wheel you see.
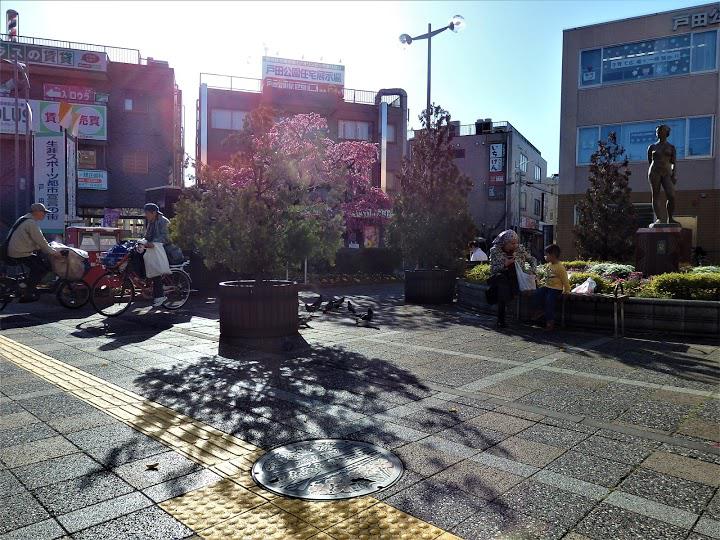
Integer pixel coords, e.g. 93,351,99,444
162,269,191,310
57,280,90,309
91,273,135,317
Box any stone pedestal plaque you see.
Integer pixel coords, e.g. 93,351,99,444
635,227,691,276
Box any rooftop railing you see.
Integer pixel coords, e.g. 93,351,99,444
1,34,141,64
200,73,401,107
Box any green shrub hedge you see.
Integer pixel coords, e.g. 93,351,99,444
692,266,720,274
564,260,595,270
465,264,490,284
641,272,720,301
587,263,635,278
568,272,611,294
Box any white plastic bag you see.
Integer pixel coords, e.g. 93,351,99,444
49,241,89,280
571,277,597,295
515,261,536,292
144,242,170,278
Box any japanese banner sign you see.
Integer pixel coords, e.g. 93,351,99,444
672,7,720,31
32,100,106,140
33,136,66,234
488,143,506,200
262,56,344,95
0,42,107,71
43,84,96,104
78,170,108,190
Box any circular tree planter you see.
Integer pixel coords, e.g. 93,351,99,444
404,269,457,304
219,280,298,338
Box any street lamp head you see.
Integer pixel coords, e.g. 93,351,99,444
399,33,413,47
449,14,466,33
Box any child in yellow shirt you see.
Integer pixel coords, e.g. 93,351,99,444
534,244,570,330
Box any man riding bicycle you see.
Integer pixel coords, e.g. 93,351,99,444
5,203,62,302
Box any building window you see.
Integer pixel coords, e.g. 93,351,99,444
577,116,713,164
123,151,149,174
387,124,396,143
534,199,541,216
211,109,247,130
452,148,465,159
579,30,717,88
124,97,147,113
124,98,133,111
78,146,105,169
520,192,527,210
534,164,541,182
688,116,713,156
519,153,528,173
338,120,370,141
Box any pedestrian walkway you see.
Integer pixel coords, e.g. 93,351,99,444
1,285,719,539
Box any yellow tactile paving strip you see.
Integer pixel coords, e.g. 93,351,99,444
0,335,461,540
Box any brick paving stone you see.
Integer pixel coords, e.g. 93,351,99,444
486,436,566,467
618,467,715,514
433,422,508,450
11,453,104,490
1,422,59,447
0,490,50,534
643,451,720,487
706,491,720,521
71,506,193,540
575,503,688,540
677,417,720,442
65,423,169,467
373,470,424,501
0,518,66,540
573,434,659,465
111,451,204,491
431,460,524,499
0,469,25,497
517,423,592,448
394,440,466,476
497,479,596,529
0,411,42,430
452,501,567,540
465,411,536,435
546,450,635,488
57,492,154,534
32,471,134,515
13,394,99,421
0,436,80,468
43,410,117,435
384,477,487,530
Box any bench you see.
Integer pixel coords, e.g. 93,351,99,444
560,283,629,337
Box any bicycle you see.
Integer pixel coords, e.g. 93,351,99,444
90,241,191,317
0,250,91,311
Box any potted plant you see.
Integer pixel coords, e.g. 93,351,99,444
172,110,374,338
390,105,475,304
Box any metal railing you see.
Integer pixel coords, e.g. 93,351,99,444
408,121,511,139
1,33,141,64
200,73,400,107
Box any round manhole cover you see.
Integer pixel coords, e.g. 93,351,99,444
251,439,404,500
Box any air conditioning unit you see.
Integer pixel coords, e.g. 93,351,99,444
449,120,460,137
475,118,493,134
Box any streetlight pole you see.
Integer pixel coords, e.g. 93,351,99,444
400,15,466,129
2,55,30,220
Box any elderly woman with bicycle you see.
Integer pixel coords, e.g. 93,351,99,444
134,203,172,307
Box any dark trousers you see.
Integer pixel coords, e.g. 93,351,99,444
130,251,164,299
10,254,48,295
535,287,562,323
489,268,519,324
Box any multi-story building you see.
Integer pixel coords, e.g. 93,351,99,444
195,57,407,247
428,119,548,256
558,3,719,261
0,34,183,237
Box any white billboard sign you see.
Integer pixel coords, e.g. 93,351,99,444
33,136,66,234
262,56,344,94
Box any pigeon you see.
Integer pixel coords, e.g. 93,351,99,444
305,295,323,312
347,300,357,315
322,296,346,313
355,307,374,325
145,462,159,471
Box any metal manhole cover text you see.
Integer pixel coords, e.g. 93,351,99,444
251,439,404,500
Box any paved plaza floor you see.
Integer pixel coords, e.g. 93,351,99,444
0,284,718,539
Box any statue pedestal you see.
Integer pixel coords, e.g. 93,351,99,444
635,227,691,276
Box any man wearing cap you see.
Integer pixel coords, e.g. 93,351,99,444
6,203,62,301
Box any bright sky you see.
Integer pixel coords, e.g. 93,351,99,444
7,0,704,175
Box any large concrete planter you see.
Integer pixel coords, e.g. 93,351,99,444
404,269,457,304
457,280,720,336
219,280,298,338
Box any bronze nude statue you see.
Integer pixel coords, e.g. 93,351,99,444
647,124,679,227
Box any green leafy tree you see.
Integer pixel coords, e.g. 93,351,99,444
389,105,475,269
574,132,636,262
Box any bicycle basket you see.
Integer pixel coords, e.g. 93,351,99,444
101,243,130,270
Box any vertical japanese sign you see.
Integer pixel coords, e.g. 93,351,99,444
33,136,66,234
66,135,78,220
488,143,506,200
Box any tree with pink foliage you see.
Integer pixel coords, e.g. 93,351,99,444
172,109,391,277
